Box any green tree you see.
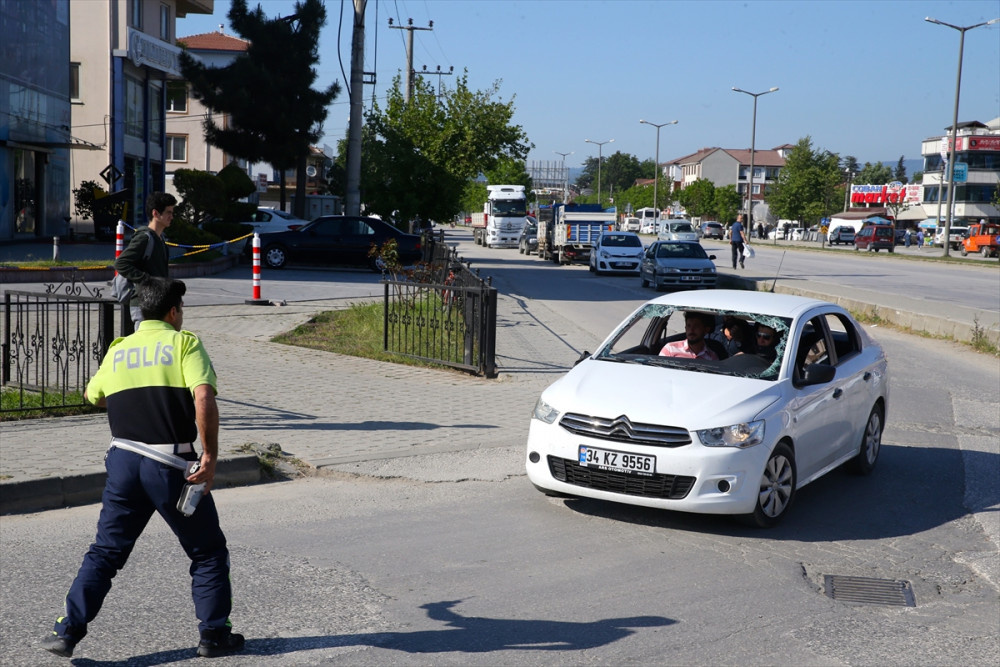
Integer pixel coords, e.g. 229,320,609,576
344,74,531,228
767,136,842,226
485,157,533,196
180,0,340,216
856,161,894,185
602,151,644,194
712,185,741,223
677,178,716,218
841,155,860,174
894,156,908,184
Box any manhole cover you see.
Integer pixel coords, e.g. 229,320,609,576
824,575,916,607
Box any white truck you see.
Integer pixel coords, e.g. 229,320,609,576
472,184,528,248
537,203,616,265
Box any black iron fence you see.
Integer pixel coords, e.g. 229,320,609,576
383,233,498,377
2,277,131,413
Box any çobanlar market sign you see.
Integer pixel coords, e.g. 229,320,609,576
850,182,921,205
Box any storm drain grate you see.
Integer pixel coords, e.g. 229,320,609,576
824,575,916,607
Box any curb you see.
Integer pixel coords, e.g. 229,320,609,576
0,454,261,515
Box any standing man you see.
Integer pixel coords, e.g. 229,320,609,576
43,278,244,660
115,192,175,325
730,214,746,269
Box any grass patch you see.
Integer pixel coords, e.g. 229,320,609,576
0,259,113,270
272,299,461,370
1,388,103,420
852,307,999,357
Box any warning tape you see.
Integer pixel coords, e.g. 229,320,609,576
119,222,254,258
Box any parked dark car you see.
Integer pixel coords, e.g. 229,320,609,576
249,215,422,270
519,216,538,255
854,225,895,253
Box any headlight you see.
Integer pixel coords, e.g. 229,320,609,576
532,397,561,424
600,250,609,258
707,267,716,273
659,267,681,274
697,420,764,448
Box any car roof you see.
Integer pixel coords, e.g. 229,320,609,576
645,289,837,319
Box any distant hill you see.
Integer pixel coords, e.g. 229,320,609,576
879,158,924,179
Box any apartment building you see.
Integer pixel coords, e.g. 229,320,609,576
920,118,1000,225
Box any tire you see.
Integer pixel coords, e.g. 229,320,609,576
589,262,596,273
262,244,287,269
961,247,968,256
552,251,560,265
368,255,387,272
518,242,524,255
850,404,883,475
854,245,860,252
983,247,991,258
640,273,649,288
741,442,796,528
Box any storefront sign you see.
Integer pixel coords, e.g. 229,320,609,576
127,28,182,76
850,182,909,205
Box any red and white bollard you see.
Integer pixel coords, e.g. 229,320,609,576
114,220,125,274
245,233,268,305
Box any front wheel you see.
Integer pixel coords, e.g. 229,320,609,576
263,244,288,269
850,404,883,475
983,247,992,258
640,273,649,288
741,442,796,528
961,247,968,256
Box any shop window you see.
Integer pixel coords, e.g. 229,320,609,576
125,76,143,138
160,5,170,41
166,135,187,162
166,81,187,112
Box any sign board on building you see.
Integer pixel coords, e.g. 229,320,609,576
257,173,268,193
951,162,968,183
850,183,909,205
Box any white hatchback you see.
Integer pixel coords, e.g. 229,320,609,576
589,232,644,275
525,290,889,527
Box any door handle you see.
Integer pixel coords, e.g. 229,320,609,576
832,388,843,399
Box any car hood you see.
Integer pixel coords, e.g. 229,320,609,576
651,257,714,269
542,359,782,429
600,247,643,257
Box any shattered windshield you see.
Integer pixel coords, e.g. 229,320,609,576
595,304,791,380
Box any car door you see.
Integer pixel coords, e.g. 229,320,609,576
818,312,875,461
784,313,853,481
296,217,346,264
336,217,379,265
640,243,657,281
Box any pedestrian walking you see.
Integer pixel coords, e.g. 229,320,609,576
42,277,244,660
916,230,924,248
115,192,175,325
730,214,746,269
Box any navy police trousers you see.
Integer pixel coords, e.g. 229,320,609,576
54,446,232,642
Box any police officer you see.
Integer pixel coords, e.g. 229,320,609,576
43,277,244,659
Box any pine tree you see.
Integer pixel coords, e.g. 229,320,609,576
180,0,340,214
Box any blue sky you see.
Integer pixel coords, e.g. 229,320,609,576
179,0,1000,169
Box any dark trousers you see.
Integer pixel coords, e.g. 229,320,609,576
54,447,232,643
731,242,744,268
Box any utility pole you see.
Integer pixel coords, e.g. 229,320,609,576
389,18,433,103
416,64,454,98
345,0,367,216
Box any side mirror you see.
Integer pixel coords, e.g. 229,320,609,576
574,351,591,366
708,255,717,260
795,363,836,387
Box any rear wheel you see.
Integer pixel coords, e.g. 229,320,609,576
741,442,796,528
263,244,287,269
983,247,992,258
850,404,883,475
640,272,649,288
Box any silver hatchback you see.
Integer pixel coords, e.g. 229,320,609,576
658,220,699,242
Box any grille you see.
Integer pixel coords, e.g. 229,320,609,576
823,575,916,607
548,456,696,500
559,413,692,447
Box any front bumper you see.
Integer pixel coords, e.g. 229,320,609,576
525,418,769,515
654,273,716,289
596,257,641,273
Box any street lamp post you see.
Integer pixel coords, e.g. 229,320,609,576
732,87,778,232
640,120,678,223
925,16,999,257
554,150,573,203
585,138,614,207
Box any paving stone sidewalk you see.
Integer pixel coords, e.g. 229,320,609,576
0,293,601,513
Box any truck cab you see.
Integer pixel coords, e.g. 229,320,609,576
962,222,1000,258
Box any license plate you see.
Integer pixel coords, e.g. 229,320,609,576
579,445,655,475
613,262,633,268
680,275,699,281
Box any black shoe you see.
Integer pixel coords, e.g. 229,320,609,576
42,634,76,658
197,632,245,658
740,261,745,268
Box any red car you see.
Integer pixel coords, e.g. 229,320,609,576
854,225,895,253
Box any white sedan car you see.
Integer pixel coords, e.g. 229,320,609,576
525,290,889,527
589,232,644,275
